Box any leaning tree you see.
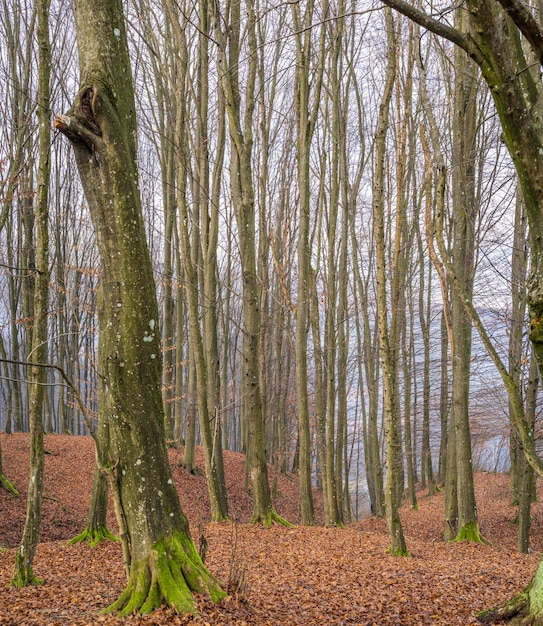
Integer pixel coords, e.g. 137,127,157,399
378,0,543,622
54,0,225,615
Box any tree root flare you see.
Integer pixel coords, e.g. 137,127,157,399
250,508,295,527
452,521,490,545
477,588,530,624
102,531,225,616
11,565,43,588
68,526,119,547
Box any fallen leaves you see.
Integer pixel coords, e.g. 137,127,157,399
0,434,541,624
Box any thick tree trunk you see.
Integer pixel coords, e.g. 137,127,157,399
55,0,224,614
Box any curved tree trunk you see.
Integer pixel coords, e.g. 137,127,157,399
379,0,543,619
54,0,224,614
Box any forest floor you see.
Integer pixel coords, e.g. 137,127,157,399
0,434,542,625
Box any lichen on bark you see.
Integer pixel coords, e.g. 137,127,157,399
55,0,226,615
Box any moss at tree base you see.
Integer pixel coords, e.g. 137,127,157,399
102,530,226,616
477,560,543,624
11,553,43,588
68,526,119,547
249,508,294,527
387,547,411,557
452,521,489,544
477,588,531,624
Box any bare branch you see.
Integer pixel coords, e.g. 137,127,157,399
378,0,470,51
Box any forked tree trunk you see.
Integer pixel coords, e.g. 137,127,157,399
55,0,224,614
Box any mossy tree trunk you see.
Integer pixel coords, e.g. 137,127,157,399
508,192,536,554
0,437,18,496
55,0,224,614
447,5,482,544
165,0,229,522
12,0,50,588
291,0,324,526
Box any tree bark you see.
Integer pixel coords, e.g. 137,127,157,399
55,0,224,613
373,7,408,556
12,0,50,587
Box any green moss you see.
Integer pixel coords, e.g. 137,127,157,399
102,530,226,616
387,547,411,557
68,526,119,547
271,510,295,527
530,316,543,344
529,560,543,619
476,586,530,623
452,521,489,544
0,474,18,496
249,508,295,527
11,553,43,588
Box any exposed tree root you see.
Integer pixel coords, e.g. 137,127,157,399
478,561,543,625
179,463,204,477
250,508,295,527
102,530,225,616
387,547,411,557
0,474,18,496
68,526,119,547
477,587,530,624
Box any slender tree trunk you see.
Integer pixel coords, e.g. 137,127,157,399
446,7,480,541
12,0,51,586
212,0,288,526
291,0,324,526
69,352,117,547
373,8,408,556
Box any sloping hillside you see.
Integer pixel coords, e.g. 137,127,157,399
0,433,541,625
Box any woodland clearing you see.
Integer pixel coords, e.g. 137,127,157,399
0,433,540,625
